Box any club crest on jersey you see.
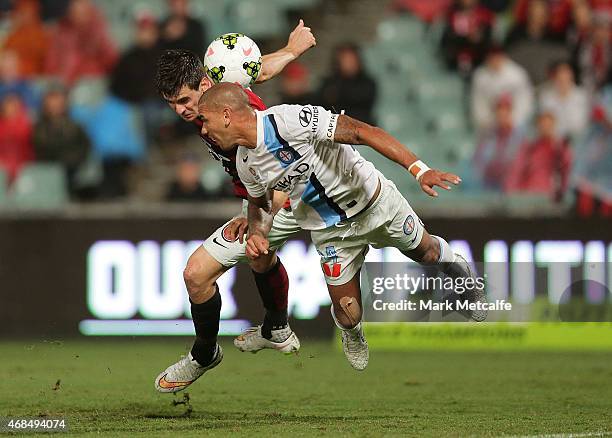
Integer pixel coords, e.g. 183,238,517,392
299,107,312,127
403,215,415,235
276,148,297,165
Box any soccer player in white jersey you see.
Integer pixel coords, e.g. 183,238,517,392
197,83,488,370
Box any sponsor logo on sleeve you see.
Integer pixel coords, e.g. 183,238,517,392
299,107,312,127
310,106,319,135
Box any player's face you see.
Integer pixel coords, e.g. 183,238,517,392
197,105,232,150
165,85,202,122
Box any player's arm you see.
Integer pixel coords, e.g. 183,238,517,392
257,19,316,83
245,190,289,258
333,115,461,197
245,191,274,258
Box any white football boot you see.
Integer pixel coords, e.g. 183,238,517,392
234,325,300,354
454,254,488,322
340,322,369,371
155,344,223,393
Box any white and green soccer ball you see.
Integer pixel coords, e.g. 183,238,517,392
203,33,262,88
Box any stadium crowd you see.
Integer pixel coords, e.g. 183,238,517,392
0,0,610,216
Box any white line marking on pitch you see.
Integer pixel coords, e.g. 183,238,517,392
506,432,612,438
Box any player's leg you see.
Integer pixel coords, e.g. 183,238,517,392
326,271,369,371
155,245,226,393
312,228,370,370
234,207,302,353
234,247,300,354
403,231,487,321
376,178,487,321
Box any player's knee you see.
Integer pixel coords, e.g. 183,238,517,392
183,262,215,301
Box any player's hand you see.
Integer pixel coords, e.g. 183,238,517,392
246,234,270,259
286,19,316,58
225,217,249,244
419,170,461,198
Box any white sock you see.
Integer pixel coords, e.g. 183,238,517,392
432,235,456,264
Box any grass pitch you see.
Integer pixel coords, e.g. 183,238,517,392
1,338,611,437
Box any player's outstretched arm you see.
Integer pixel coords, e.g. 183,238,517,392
333,115,462,197
257,19,316,83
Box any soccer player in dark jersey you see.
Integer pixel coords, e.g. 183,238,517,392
154,21,316,393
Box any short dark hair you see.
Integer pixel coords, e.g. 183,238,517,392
156,49,205,98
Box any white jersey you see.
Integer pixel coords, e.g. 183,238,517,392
237,104,379,230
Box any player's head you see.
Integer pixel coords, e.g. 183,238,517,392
197,82,252,150
156,49,214,122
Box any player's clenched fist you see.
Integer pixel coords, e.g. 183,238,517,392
246,234,270,259
419,170,461,198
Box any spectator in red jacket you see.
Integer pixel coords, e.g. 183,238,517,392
44,0,117,85
0,93,33,182
441,0,495,76
1,0,48,77
505,111,572,201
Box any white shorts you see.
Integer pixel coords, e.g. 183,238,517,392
202,200,301,267
311,175,425,286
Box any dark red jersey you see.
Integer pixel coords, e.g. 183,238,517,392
194,88,266,199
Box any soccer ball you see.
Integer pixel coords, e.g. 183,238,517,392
203,33,262,88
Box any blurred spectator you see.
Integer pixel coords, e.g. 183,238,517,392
505,111,571,201
539,61,589,139
279,62,317,106
160,0,206,55
573,83,612,216
514,0,573,39
566,0,592,51
166,152,208,201
72,95,146,198
44,0,118,85
505,0,570,84
318,43,376,124
471,47,534,133
2,0,48,77
110,11,165,144
473,95,526,190
33,86,90,197
0,94,33,182
573,11,611,92
0,50,38,113
440,0,495,76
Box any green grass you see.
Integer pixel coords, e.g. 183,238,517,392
1,339,612,437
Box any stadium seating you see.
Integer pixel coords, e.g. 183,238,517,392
9,163,69,209
363,15,477,190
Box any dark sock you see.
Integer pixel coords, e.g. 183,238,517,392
253,258,289,339
190,285,221,366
